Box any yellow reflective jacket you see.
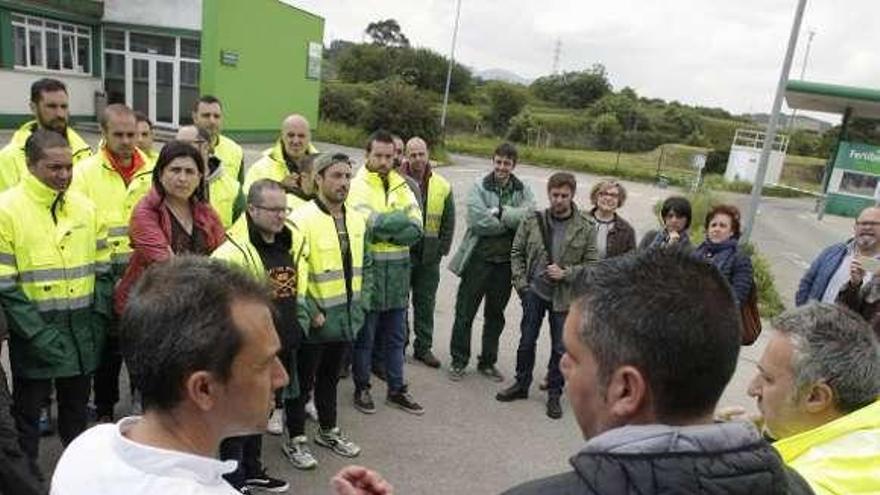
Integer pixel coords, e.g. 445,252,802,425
288,200,370,343
348,166,422,311
244,140,320,192
411,171,455,265
775,399,880,494
0,121,92,192
207,157,245,229
213,134,244,184
70,148,154,276
0,173,111,379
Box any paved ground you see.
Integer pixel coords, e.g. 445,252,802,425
3,132,854,494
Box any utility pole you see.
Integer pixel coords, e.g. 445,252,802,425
439,0,463,140
742,0,808,243
788,28,816,130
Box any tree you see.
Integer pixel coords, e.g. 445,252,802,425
336,44,392,83
366,19,410,48
530,64,611,108
484,82,527,135
592,113,623,149
361,78,440,145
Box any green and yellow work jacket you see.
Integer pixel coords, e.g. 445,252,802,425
0,121,92,192
214,134,245,185
0,173,112,379
207,156,245,229
348,166,422,311
410,171,455,266
774,399,880,494
288,200,371,343
70,148,154,278
243,140,320,193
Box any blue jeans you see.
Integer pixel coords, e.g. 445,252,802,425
354,308,406,393
515,290,566,395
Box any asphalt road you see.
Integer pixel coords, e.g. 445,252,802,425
4,133,853,494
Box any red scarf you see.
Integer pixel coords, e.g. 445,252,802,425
105,148,144,186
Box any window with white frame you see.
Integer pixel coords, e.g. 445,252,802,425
12,13,92,75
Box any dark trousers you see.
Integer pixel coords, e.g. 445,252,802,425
93,331,122,418
0,356,44,495
515,291,566,395
449,259,512,369
12,374,91,462
219,435,262,488
287,342,347,436
354,309,406,392
411,261,441,356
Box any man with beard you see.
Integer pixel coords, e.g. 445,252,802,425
0,78,91,192
797,206,880,305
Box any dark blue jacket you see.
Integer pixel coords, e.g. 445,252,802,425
694,238,754,306
795,241,850,306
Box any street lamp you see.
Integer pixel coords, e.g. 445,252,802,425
439,0,463,141
742,0,808,243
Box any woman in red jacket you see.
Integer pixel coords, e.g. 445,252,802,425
114,141,226,315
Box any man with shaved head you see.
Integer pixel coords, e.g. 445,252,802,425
244,114,319,193
192,95,245,185
399,137,455,368
797,206,880,305
176,125,245,228
71,103,153,422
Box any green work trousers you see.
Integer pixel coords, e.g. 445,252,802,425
411,261,441,356
449,257,512,369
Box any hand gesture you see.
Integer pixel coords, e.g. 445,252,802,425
331,466,393,495
546,264,566,281
850,257,866,286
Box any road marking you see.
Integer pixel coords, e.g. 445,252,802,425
782,251,810,270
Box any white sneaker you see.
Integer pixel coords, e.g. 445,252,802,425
267,408,283,435
282,435,318,470
305,399,318,422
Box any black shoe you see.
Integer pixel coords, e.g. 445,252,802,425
414,350,441,368
386,388,425,415
245,468,289,492
353,388,376,414
496,384,529,402
372,365,387,382
547,395,563,419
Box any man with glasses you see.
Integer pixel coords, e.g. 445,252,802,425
797,206,880,305
175,125,245,228
211,178,298,493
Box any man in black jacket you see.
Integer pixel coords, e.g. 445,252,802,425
503,249,813,495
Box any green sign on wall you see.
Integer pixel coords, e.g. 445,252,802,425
835,142,880,174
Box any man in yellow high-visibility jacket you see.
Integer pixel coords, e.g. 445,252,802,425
70,104,153,422
244,114,320,193
747,302,880,494
0,78,92,192
133,111,159,165
348,130,424,416
192,95,244,185
0,129,111,467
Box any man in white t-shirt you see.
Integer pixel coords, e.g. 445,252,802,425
51,256,392,495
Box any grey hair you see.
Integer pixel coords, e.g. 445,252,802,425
773,302,880,413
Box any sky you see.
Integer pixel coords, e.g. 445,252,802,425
287,1,879,123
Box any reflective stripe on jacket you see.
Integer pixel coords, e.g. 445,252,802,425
0,173,111,379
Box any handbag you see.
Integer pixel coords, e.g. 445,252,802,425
740,280,761,345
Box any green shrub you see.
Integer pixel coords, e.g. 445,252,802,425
320,84,368,126
361,78,440,145
313,120,368,148
484,82,527,135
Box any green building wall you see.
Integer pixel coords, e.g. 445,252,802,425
200,0,323,142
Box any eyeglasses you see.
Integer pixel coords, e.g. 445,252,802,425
252,204,292,215
598,191,620,198
856,221,880,227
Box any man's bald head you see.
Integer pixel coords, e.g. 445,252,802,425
406,136,429,173
281,114,311,159
175,125,211,164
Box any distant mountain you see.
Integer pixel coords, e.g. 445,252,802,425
746,113,834,133
475,68,531,86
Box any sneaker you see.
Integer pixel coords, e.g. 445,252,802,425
245,468,289,492
478,365,504,382
236,486,251,494
353,388,376,414
547,395,563,420
304,399,318,422
414,350,441,368
386,388,425,415
266,408,283,435
281,435,318,470
448,366,466,381
495,384,529,402
315,427,361,457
